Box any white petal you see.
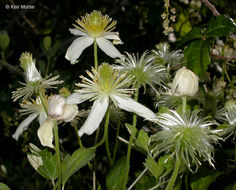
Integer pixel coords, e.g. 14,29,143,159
113,95,157,120
37,119,54,148
103,32,123,44
66,93,87,104
12,113,38,141
96,37,122,58
39,111,47,126
62,104,78,122
78,97,109,136
69,28,88,36
65,36,94,64
27,154,43,171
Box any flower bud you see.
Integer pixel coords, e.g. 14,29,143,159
171,67,199,96
48,95,66,118
20,52,42,83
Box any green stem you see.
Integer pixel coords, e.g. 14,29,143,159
122,88,139,190
94,126,100,145
182,96,187,114
53,120,61,190
112,123,120,164
72,124,84,148
38,90,48,116
95,109,110,148
165,157,181,190
104,110,112,165
185,174,189,190
94,40,98,70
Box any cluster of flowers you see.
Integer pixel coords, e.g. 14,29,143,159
12,10,235,179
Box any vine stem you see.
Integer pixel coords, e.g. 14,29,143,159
94,40,98,70
112,123,121,164
122,88,139,190
165,157,181,190
182,96,187,114
72,124,83,148
38,90,48,115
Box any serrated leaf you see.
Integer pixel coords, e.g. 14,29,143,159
145,155,164,180
106,157,126,190
0,31,10,51
177,28,202,48
184,39,210,76
191,172,221,190
136,129,149,151
62,147,96,186
205,15,236,37
37,149,58,180
43,36,52,51
0,183,11,190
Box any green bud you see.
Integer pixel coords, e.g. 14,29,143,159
0,31,10,51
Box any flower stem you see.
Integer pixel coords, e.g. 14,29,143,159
112,123,121,164
38,90,48,116
105,111,112,166
72,124,83,148
94,40,98,70
122,88,139,190
182,96,187,114
165,157,181,190
53,120,61,190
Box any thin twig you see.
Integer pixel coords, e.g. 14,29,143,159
0,60,23,75
201,0,220,17
8,0,39,35
211,52,236,61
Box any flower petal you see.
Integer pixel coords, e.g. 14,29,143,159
96,37,122,58
65,36,94,64
113,95,157,120
69,28,88,36
37,119,54,148
66,93,87,104
12,113,38,141
78,97,109,136
39,111,47,126
103,32,123,44
62,104,78,122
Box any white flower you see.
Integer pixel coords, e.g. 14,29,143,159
12,97,47,141
75,63,157,137
65,10,123,64
37,94,79,148
151,110,221,171
12,52,63,102
171,67,199,96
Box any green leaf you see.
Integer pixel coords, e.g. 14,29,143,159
205,15,236,37
0,31,10,51
191,172,221,190
0,183,11,190
106,157,126,190
37,149,58,180
175,13,192,37
43,36,52,51
145,155,164,180
177,28,202,47
62,147,96,186
125,123,137,136
136,129,149,151
184,39,210,76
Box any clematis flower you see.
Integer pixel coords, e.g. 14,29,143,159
12,52,63,102
171,67,199,97
151,110,221,172
37,95,79,148
65,10,123,64
74,63,157,136
12,97,47,141
115,51,166,90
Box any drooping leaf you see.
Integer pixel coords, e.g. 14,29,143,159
62,147,96,186
184,39,210,76
136,129,149,152
205,15,236,37
191,172,221,190
43,36,52,51
106,157,126,190
125,123,138,136
145,155,164,180
37,149,58,180
0,183,11,190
